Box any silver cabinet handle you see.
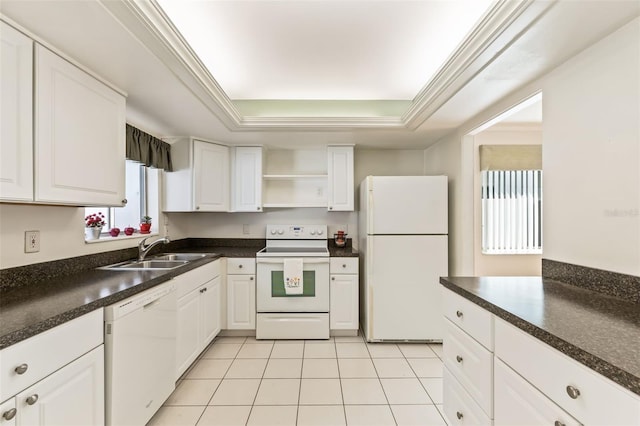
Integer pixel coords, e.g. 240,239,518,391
15,363,28,375
456,411,463,419
122,198,128,204
566,385,580,399
25,394,38,405
456,355,463,363
456,310,463,318
554,421,566,426
2,408,17,421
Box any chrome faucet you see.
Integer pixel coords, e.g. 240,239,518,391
138,236,171,261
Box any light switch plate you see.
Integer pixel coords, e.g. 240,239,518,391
25,230,40,253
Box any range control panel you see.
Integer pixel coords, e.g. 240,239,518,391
265,224,327,239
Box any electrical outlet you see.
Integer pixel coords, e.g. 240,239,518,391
25,230,40,253
242,224,250,235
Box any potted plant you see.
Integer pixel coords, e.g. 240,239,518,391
85,212,106,240
140,215,152,234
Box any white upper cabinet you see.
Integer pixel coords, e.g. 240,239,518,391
0,22,33,202
327,145,354,211
164,138,230,212
35,44,126,206
232,146,263,212
193,140,229,211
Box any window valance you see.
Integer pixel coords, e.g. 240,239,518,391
126,124,173,171
479,144,541,171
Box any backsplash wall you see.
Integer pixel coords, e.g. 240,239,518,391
166,209,357,245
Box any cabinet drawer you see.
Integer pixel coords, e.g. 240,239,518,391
443,288,493,350
495,318,640,425
444,319,493,417
494,358,580,426
443,366,492,426
330,257,358,274
0,309,103,401
0,397,16,425
176,260,221,298
227,258,256,274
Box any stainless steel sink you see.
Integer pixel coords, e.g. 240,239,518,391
100,259,188,271
151,253,209,261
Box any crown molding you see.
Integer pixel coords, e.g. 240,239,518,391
238,116,405,131
403,0,557,130
101,0,555,131
99,0,242,130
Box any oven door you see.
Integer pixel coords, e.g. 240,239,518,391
256,257,330,312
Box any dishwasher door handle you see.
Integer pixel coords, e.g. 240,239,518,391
143,298,161,309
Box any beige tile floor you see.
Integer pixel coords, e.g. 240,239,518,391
148,334,448,426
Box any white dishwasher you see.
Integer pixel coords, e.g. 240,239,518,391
104,281,177,426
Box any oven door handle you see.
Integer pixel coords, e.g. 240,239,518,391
256,258,330,264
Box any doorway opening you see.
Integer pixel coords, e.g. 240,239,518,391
468,93,543,276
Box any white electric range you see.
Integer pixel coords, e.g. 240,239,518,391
255,225,330,339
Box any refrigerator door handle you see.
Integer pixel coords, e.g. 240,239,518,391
368,187,374,235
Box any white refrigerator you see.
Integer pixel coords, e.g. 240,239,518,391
358,176,448,342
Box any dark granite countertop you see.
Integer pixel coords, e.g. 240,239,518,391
440,276,640,396
0,238,359,350
0,254,222,350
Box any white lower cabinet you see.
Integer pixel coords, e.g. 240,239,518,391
443,288,640,426
495,317,640,425
175,261,222,379
15,346,104,426
442,288,494,424
226,258,256,330
227,275,256,329
0,398,16,426
494,358,580,426
444,367,492,426
0,310,104,426
329,258,359,332
202,277,221,344
443,318,493,417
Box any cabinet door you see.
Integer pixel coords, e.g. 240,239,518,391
0,22,33,202
233,147,263,212
17,346,104,426
201,276,222,346
227,274,256,330
193,140,229,211
494,358,581,426
35,45,125,206
176,289,201,379
327,146,354,211
330,274,359,330
0,398,16,426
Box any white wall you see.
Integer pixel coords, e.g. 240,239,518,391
0,204,152,268
166,209,355,242
354,149,426,185
541,18,639,276
424,17,640,277
472,128,542,276
0,169,163,269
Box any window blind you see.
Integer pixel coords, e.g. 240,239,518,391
481,169,542,254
